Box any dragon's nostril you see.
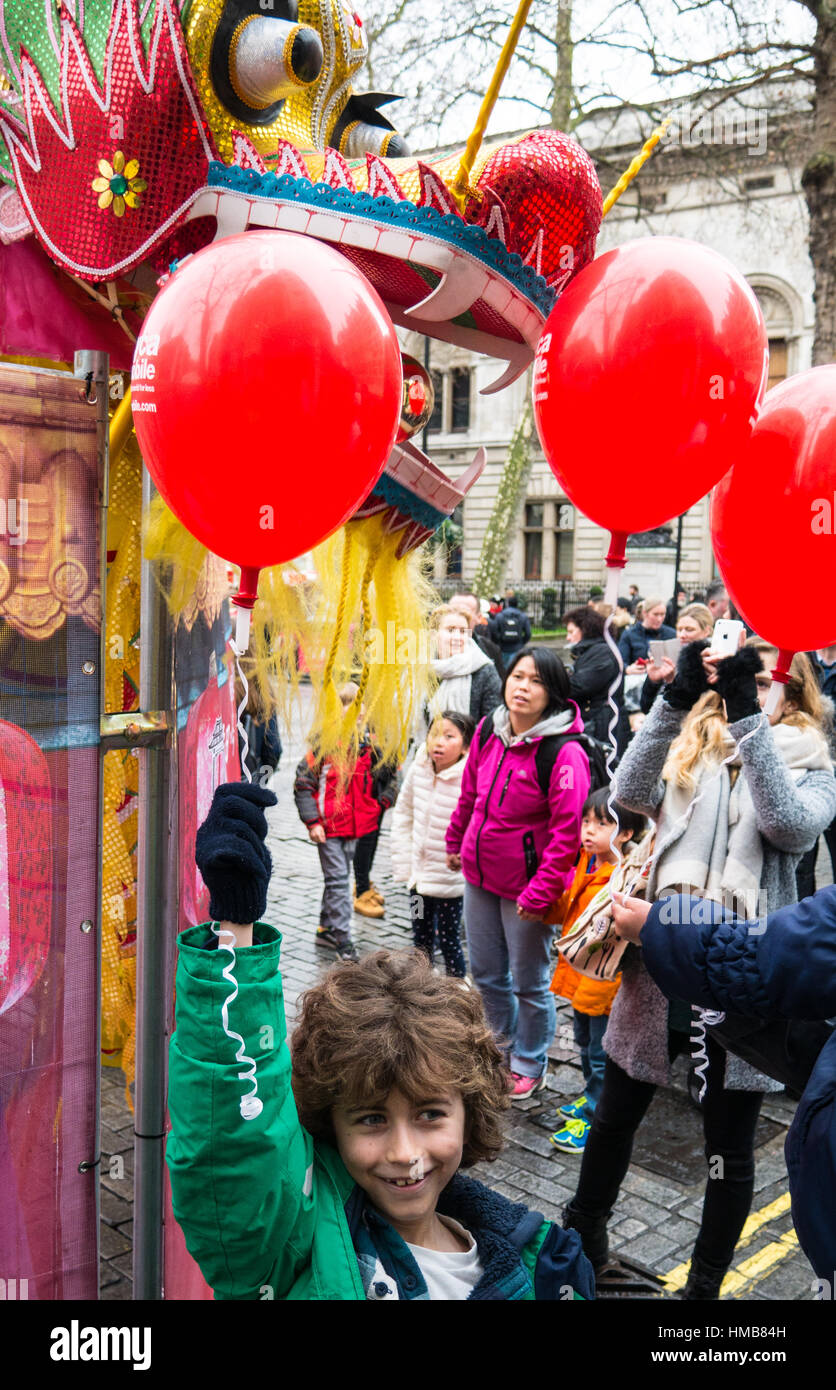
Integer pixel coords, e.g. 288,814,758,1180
289,28,323,85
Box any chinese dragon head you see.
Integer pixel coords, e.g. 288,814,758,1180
0,0,602,384
0,0,604,758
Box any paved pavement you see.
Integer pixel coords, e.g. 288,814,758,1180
100,700,830,1301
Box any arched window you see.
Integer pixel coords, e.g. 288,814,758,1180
748,278,804,388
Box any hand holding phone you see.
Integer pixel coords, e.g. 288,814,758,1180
708,619,744,660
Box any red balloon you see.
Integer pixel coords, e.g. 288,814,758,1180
131,231,402,571
711,365,836,653
533,237,768,535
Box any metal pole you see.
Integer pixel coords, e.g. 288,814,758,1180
422,335,431,457
133,465,176,1299
74,350,109,1300
672,514,684,616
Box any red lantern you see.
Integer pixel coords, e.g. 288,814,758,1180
397,353,434,442
132,231,403,619
711,365,836,665
533,237,769,588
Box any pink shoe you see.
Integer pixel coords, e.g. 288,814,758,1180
508,1071,548,1102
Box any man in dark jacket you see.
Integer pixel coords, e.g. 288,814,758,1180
610,886,836,1282
664,590,687,629
617,595,675,666
489,593,531,669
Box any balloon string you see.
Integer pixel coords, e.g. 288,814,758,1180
603,610,625,869
211,925,263,1121
689,1005,727,1104
230,638,253,784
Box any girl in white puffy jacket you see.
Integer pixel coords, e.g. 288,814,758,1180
391,711,476,977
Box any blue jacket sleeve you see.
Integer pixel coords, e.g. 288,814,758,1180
641,888,836,1021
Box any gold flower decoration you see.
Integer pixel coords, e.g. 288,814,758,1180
91,151,148,218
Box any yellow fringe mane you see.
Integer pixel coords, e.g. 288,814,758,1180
143,498,436,771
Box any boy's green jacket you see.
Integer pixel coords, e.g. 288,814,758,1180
166,923,593,1300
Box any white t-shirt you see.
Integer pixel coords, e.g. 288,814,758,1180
406,1216,484,1300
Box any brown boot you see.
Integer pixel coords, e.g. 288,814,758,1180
369,882,385,906
354,889,385,919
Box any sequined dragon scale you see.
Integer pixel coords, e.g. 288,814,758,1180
0,0,217,279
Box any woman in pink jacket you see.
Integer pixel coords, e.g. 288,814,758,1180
446,647,591,1100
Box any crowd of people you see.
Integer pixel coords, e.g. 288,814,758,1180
166,581,836,1302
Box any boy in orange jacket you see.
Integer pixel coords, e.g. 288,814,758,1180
545,789,646,1154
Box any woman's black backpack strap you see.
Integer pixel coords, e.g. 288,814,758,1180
534,733,610,798
478,718,609,794
477,715,494,752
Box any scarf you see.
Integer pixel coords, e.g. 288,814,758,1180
651,719,831,917
429,641,493,716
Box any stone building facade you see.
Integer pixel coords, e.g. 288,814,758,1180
405,93,814,601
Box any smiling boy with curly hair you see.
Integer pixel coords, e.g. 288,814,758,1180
166,782,595,1301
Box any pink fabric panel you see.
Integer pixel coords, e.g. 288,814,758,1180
0,366,101,1298
0,238,136,368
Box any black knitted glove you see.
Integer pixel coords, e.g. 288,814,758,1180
711,646,763,723
195,781,277,925
662,639,712,711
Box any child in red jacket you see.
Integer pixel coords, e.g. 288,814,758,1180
293,683,395,961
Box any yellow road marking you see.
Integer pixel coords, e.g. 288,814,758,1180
662,1191,793,1292
722,1231,798,1297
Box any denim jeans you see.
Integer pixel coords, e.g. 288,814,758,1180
317,837,356,940
463,881,555,1078
573,1010,608,1112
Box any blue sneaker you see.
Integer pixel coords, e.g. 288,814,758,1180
558,1095,590,1121
549,1118,590,1154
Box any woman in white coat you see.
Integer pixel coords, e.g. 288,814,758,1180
391,711,476,977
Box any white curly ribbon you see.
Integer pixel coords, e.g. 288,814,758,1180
602,568,627,868
212,603,260,1122
230,635,253,785
689,1007,729,1104
212,924,263,1122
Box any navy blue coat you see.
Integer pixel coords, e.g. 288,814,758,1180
641,889,836,1279
618,620,676,665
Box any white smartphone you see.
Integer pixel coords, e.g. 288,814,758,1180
710,619,745,659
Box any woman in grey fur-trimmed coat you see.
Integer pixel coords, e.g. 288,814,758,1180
562,639,836,1299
